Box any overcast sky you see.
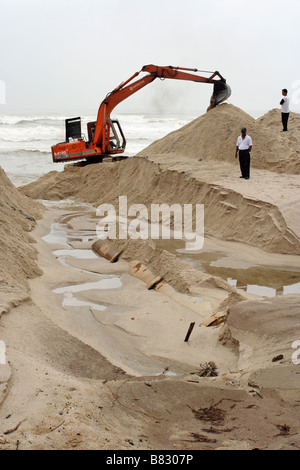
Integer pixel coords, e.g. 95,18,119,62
1,0,300,117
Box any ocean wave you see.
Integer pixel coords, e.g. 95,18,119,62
0,119,63,127
0,148,51,156
0,136,47,142
0,114,70,126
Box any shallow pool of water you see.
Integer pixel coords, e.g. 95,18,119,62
53,277,123,295
42,211,97,247
154,238,300,297
45,210,300,299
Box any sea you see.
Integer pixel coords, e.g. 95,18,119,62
0,111,198,186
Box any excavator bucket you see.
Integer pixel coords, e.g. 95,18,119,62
207,81,231,111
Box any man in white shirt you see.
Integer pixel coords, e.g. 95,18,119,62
235,127,253,179
280,89,289,131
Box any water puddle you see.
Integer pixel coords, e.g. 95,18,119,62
53,277,122,313
53,277,122,295
53,249,98,259
283,282,300,295
61,294,107,311
45,207,300,299
154,238,300,298
43,209,123,313
42,210,97,247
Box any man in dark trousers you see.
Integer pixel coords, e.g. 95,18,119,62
280,88,290,131
235,127,253,179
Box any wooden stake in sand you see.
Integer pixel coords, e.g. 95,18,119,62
184,322,195,342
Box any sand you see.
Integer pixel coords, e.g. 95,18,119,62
0,104,300,450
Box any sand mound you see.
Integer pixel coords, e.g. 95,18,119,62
100,236,242,299
0,167,43,315
226,294,300,395
138,104,300,174
20,156,300,255
228,294,300,337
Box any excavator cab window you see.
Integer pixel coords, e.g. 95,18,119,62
65,117,81,142
87,121,96,143
107,119,126,152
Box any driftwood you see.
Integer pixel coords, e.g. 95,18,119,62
202,311,227,327
3,419,25,435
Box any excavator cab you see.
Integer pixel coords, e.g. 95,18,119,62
87,118,126,152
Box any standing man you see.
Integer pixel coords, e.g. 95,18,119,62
235,127,252,180
280,89,290,131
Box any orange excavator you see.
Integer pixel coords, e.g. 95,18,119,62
51,65,231,164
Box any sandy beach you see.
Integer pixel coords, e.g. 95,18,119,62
0,104,300,450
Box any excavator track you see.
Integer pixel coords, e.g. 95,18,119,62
68,155,129,167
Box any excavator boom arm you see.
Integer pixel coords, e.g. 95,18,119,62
92,65,231,151
141,65,226,84
93,72,156,150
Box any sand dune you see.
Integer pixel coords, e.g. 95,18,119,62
138,104,300,174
